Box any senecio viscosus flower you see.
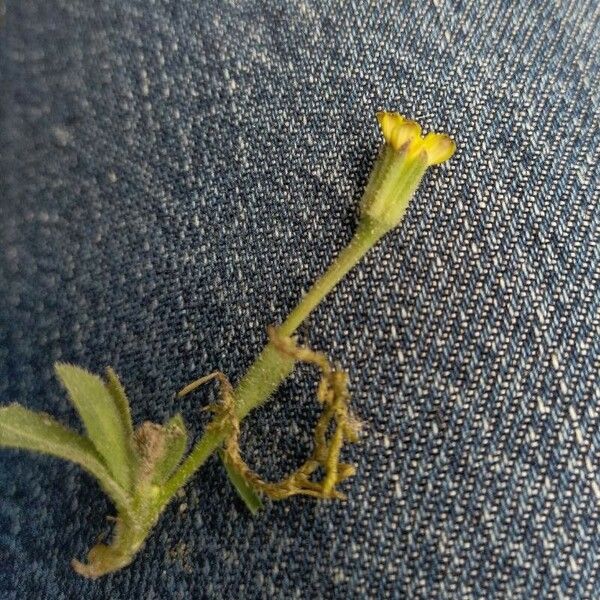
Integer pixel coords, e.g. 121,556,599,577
0,112,455,577
361,112,455,234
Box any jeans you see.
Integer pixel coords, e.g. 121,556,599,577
1,0,599,598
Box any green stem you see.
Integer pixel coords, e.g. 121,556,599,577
160,218,385,506
278,218,383,336
73,488,164,578
158,426,224,505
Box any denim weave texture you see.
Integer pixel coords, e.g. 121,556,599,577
0,1,599,598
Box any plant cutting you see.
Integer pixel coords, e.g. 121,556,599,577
0,112,455,578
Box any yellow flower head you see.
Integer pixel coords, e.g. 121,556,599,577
376,112,455,166
359,112,456,234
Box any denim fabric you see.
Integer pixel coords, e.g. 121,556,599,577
1,1,599,598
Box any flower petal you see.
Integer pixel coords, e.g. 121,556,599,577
376,112,404,143
391,120,422,151
422,132,456,165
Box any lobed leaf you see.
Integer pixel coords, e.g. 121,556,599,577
55,363,135,491
0,403,130,510
104,367,134,439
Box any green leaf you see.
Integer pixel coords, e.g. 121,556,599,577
104,367,134,439
104,367,138,471
54,363,135,491
152,414,188,485
0,403,130,511
219,451,264,515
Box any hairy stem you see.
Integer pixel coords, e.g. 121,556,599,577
277,218,383,337
159,218,384,507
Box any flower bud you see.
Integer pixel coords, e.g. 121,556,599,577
360,112,455,234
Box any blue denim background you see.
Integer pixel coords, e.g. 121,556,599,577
1,1,599,598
